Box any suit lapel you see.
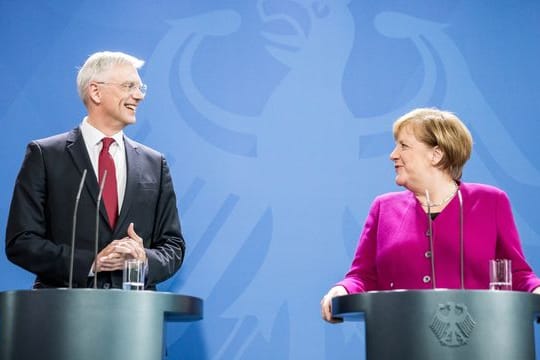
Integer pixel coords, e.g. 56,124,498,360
117,136,140,230
66,127,110,228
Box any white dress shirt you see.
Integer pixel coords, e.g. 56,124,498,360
79,117,127,211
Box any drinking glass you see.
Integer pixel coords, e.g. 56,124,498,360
123,259,145,290
489,259,512,291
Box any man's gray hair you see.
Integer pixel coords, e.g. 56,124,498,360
76,51,144,105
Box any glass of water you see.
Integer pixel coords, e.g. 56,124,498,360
489,259,512,291
123,259,145,290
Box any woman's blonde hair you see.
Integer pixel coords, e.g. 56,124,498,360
393,108,473,180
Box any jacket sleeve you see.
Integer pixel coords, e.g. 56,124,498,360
336,198,380,293
5,142,95,287
495,191,540,292
144,156,185,287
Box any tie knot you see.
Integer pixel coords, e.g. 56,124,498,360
102,137,115,151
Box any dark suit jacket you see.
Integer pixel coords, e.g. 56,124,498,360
5,127,185,289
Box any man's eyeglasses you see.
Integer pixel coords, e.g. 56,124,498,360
95,81,147,96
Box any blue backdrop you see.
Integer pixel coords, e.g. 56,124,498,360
1,1,540,359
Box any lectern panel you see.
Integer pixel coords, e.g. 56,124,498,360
332,290,540,360
0,289,203,360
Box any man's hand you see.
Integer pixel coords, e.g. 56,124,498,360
93,223,147,272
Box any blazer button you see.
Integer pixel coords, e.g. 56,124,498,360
423,275,431,283
425,251,432,259
103,283,111,289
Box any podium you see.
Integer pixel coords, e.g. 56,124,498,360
332,290,540,360
0,289,203,360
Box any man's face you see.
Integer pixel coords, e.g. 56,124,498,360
96,63,145,130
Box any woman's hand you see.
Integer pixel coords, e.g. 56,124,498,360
320,286,348,323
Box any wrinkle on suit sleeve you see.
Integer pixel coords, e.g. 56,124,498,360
145,155,186,287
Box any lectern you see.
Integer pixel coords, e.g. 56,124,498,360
332,290,540,360
0,289,203,360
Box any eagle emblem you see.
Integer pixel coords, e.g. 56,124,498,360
430,301,476,347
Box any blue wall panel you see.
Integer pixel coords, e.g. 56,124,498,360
1,1,539,358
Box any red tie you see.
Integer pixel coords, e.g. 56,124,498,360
99,137,118,228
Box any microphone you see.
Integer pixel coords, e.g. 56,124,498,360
457,189,464,289
69,169,88,289
425,190,432,237
425,189,437,288
424,186,465,289
94,170,107,289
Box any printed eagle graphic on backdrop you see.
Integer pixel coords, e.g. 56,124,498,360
139,0,540,358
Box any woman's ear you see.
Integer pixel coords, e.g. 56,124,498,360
432,146,443,164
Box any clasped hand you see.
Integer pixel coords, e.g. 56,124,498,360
93,223,146,272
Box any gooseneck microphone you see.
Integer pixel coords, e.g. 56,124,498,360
94,170,107,289
457,189,464,289
425,187,465,290
425,189,437,288
69,169,88,289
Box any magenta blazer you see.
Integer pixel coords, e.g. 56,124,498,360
337,182,540,293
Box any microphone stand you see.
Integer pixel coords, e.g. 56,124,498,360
458,189,464,289
425,189,437,289
94,170,107,289
69,169,87,289
425,187,465,290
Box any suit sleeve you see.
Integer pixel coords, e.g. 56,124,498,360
144,156,186,287
5,142,94,286
495,190,540,292
336,198,380,293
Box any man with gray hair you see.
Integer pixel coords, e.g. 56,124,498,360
5,51,185,289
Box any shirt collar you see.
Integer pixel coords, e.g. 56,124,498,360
80,117,124,147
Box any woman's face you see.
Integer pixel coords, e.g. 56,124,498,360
389,125,436,191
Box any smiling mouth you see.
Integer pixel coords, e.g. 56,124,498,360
125,104,137,112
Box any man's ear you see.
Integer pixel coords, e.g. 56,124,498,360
87,83,102,104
